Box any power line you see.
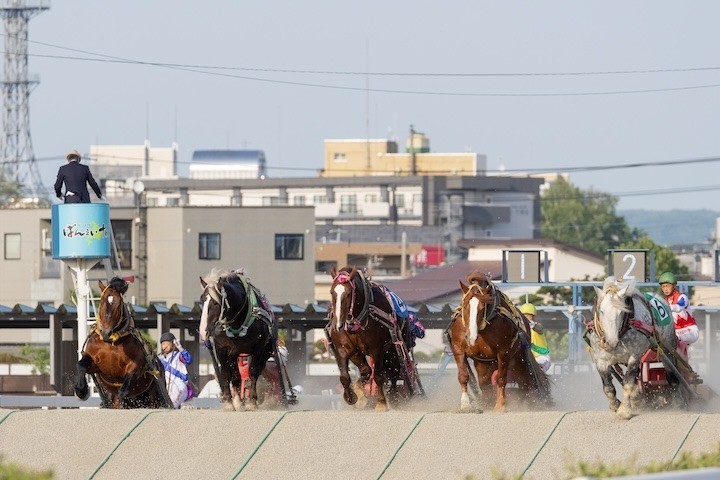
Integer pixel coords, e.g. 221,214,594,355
10,37,720,97
17,35,720,78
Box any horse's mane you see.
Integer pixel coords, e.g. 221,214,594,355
202,267,247,286
466,270,492,286
600,276,637,312
107,277,129,295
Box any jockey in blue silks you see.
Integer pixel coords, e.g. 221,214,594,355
387,290,425,347
159,332,193,408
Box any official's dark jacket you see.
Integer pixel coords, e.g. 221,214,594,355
54,161,103,203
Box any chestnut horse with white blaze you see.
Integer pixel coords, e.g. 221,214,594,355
326,266,410,412
74,277,170,408
448,272,551,412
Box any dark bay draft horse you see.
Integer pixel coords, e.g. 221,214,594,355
448,272,551,412
199,268,288,411
325,266,413,412
74,277,171,408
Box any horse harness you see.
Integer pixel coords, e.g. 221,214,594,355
585,290,664,351
449,281,529,362
87,287,161,387
327,270,406,348
209,274,274,338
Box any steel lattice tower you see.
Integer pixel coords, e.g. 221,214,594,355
0,0,49,199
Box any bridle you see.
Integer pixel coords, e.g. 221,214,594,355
203,279,248,335
592,286,633,350
332,270,371,331
95,285,133,344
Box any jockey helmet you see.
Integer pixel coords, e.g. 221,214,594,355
160,332,176,343
658,272,677,285
520,303,537,316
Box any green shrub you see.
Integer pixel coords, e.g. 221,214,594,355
0,456,54,479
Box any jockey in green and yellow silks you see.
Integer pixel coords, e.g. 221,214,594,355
520,303,551,373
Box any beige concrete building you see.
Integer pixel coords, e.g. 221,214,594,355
0,205,316,309
321,134,484,178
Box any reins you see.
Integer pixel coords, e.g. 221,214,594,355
591,285,633,350
94,285,134,344
332,269,371,331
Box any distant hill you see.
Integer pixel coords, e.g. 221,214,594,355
619,209,718,246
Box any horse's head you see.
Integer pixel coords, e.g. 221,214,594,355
199,268,248,342
593,276,635,349
330,266,368,331
97,277,130,343
459,273,495,344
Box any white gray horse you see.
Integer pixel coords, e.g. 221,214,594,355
586,277,677,419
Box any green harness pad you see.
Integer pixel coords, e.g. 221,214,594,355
643,292,672,327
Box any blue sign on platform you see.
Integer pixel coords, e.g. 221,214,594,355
51,203,111,259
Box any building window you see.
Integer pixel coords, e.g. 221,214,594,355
333,153,347,163
199,233,221,260
339,194,357,214
315,260,337,274
365,194,378,203
395,193,405,209
4,233,20,260
293,195,306,206
262,196,281,206
412,193,422,204
275,234,304,260
112,220,133,269
313,195,327,204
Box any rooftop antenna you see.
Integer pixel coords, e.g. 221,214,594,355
0,0,50,199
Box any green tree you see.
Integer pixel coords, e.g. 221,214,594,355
619,234,689,282
540,177,642,256
0,173,51,208
19,344,50,374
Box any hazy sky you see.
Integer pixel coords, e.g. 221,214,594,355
16,1,720,211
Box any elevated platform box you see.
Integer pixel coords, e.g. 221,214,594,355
51,203,111,259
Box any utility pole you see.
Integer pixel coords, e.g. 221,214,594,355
409,124,417,175
0,0,49,198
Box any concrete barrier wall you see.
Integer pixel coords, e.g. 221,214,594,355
1,408,719,480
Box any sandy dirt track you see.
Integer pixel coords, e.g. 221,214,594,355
1,405,719,480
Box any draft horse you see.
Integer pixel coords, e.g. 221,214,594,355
448,272,551,412
74,277,170,408
199,268,281,411
586,276,679,419
326,266,411,412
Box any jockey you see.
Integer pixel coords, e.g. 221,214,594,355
159,332,193,408
520,303,551,373
658,272,699,358
407,311,426,347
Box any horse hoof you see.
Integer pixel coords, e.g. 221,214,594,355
374,402,389,412
245,402,258,411
74,386,89,401
222,401,236,411
616,404,633,420
352,383,367,408
343,390,358,405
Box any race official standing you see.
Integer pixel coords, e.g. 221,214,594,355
54,149,103,203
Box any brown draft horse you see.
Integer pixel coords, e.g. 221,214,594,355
74,277,170,408
449,272,551,412
199,268,277,411
326,266,409,412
